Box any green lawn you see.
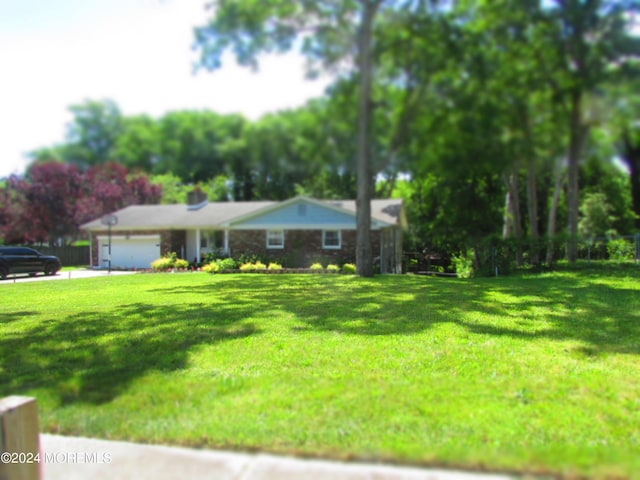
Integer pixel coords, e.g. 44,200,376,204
2,269,640,478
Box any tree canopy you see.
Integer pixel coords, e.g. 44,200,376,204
4,0,639,273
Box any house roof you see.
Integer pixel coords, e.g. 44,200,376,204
324,199,405,227
80,196,404,231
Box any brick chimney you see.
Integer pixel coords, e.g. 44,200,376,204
187,189,208,210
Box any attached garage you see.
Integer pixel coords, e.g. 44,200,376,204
97,235,160,269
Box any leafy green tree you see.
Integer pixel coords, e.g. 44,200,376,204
156,111,245,183
64,99,125,167
150,173,190,204
579,192,617,238
379,5,516,262
391,0,638,267
604,80,640,227
621,129,640,227
243,98,360,200
28,146,68,165
193,0,405,275
581,155,636,234
290,94,359,199
541,0,639,261
243,111,309,200
113,114,162,172
151,173,231,204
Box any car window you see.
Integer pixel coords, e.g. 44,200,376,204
0,248,36,256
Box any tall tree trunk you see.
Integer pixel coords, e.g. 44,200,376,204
503,172,524,266
546,165,566,266
523,107,540,265
355,0,379,277
526,165,540,264
621,130,640,229
567,89,587,262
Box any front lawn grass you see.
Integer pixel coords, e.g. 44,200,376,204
2,270,640,478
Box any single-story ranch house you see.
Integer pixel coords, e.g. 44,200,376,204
81,194,406,273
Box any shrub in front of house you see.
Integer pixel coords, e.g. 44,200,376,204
309,262,324,271
240,261,267,271
268,262,283,270
217,258,238,271
202,262,220,273
174,258,190,269
203,258,240,274
151,252,188,272
151,257,172,271
326,264,340,273
237,253,266,266
341,263,357,274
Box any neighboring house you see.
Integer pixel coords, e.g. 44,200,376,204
80,194,406,273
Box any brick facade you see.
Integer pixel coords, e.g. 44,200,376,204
90,228,384,269
165,230,187,258
229,229,381,268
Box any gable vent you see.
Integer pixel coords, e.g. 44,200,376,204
297,204,307,216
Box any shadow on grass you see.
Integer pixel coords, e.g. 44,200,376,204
156,271,640,356
0,311,39,324
0,301,261,405
4,269,639,406
150,275,444,336
454,274,640,356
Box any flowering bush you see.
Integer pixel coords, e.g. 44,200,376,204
268,262,283,270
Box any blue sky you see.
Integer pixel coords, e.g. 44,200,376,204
0,0,331,178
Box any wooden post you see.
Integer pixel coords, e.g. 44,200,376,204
0,396,41,480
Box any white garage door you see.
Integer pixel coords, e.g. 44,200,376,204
99,235,161,269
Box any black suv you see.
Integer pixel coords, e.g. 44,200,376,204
0,247,62,280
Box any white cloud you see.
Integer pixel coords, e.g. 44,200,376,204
0,0,331,177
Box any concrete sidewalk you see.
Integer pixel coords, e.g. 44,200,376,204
40,434,515,480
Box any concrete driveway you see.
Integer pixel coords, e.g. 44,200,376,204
0,269,137,284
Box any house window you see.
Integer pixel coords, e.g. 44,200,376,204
267,230,285,249
323,230,342,249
